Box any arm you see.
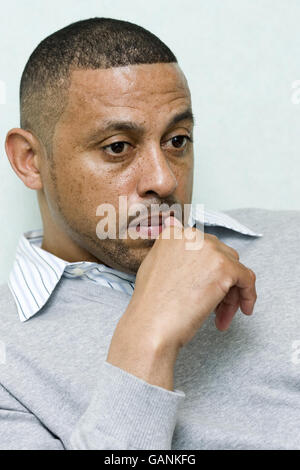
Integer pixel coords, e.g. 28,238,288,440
69,361,185,450
71,224,256,449
0,364,184,450
0,383,64,450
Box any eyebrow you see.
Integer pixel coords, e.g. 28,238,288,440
87,108,195,142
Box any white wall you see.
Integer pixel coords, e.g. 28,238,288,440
1,0,300,283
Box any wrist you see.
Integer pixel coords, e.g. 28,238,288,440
106,307,179,391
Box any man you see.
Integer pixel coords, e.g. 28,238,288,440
1,17,299,450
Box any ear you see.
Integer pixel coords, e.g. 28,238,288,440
5,128,44,190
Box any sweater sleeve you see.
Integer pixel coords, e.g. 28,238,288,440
69,360,185,450
0,383,64,450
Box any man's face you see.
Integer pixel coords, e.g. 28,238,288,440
41,62,194,273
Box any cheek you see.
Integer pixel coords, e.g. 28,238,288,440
172,158,194,200
51,159,101,218
53,156,136,220
185,167,194,197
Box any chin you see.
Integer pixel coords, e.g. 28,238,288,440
126,242,155,273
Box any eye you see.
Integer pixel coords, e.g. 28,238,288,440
101,135,193,158
102,141,131,155
166,135,193,150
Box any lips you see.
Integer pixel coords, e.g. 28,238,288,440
132,212,177,238
136,211,175,228
135,214,164,237
136,213,165,229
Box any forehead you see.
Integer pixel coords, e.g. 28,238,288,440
62,63,191,121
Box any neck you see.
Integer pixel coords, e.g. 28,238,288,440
38,193,102,264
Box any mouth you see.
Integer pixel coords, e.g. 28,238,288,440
135,212,176,238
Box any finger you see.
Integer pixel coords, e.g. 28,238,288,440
164,215,183,228
235,264,257,316
214,285,240,331
159,216,184,241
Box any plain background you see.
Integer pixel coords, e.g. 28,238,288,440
0,0,299,283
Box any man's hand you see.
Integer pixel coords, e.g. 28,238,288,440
107,218,257,390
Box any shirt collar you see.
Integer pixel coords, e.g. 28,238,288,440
189,205,263,237
8,207,262,323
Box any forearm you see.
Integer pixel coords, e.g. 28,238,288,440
69,361,185,450
106,304,179,391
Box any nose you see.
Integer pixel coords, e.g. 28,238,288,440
136,144,178,199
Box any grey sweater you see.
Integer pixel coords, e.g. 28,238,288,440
0,208,300,450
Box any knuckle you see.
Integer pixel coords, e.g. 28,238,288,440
217,276,233,295
218,252,230,267
216,253,232,277
249,269,256,282
231,248,240,260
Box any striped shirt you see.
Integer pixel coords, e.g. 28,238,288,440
8,206,262,322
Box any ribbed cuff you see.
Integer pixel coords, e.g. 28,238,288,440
70,360,185,450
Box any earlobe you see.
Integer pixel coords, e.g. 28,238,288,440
5,128,43,190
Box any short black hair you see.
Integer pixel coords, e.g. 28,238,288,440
20,17,178,156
